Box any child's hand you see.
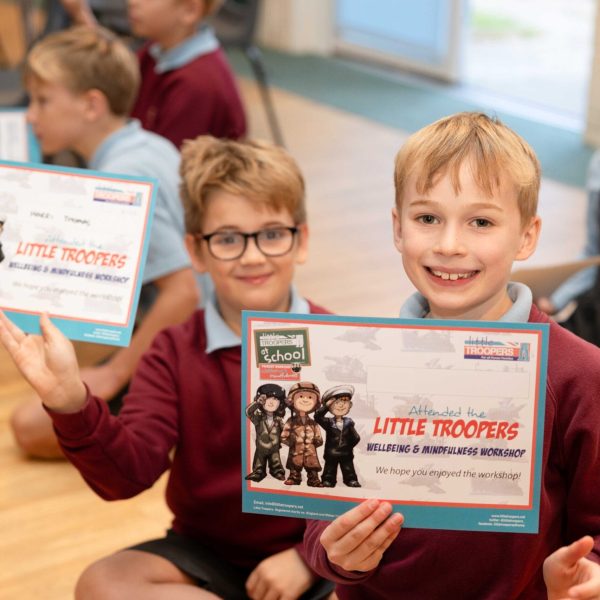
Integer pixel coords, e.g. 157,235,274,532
320,499,403,573
59,0,97,26
537,297,556,315
0,312,86,413
245,547,315,600
544,536,600,599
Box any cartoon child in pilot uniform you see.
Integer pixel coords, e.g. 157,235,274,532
245,383,287,482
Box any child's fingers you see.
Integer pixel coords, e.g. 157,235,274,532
0,310,27,344
559,536,595,568
321,499,388,548
358,520,404,571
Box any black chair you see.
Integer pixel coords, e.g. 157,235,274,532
211,0,284,146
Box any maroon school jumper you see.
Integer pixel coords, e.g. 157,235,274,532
132,44,246,148
303,305,600,599
50,301,327,569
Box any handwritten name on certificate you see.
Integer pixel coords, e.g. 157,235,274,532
241,312,549,533
0,161,156,346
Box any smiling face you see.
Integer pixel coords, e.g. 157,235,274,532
330,397,352,417
393,160,540,321
263,396,281,413
186,191,308,335
292,390,319,414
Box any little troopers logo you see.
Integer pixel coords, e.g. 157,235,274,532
464,337,530,362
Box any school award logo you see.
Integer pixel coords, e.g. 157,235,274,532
254,328,311,380
464,336,530,361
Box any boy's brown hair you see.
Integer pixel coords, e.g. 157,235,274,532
180,136,306,234
25,26,140,117
203,0,225,17
394,112,541,225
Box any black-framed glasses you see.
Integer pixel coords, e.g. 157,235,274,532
197,226,299,260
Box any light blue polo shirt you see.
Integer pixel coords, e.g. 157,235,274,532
400,282,533,323
149,25,219,74
205,286,309,353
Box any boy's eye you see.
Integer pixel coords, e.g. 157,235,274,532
213,232,241,246
261,228,285,241
472,218,492,228
417,214,438,225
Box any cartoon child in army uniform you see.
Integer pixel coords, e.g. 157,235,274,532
281,381,323,487
245,383,288,482
315,384,361,487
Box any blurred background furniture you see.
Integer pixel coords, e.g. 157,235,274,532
210,0,285,146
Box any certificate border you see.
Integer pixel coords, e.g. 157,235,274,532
241,310,549,533
0,159,157,346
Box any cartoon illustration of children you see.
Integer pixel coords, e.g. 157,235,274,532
245,383,287,482
281,381,323,487
315,384,361,488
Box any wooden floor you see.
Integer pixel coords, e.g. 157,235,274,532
0,77,587,598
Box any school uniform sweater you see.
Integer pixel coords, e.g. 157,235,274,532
303,304,600,599
132,43,246,148
49,301,326,569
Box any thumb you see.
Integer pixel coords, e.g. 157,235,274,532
39,312,63,344
559,536,595,567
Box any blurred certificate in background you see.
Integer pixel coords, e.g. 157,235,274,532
0,109,41,162
0,160,156,346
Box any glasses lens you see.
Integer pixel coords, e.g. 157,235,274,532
208,231,245,260
256,228,295,256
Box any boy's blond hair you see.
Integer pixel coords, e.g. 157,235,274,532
180,136,306,234
25,26,140,117
394,112,540,225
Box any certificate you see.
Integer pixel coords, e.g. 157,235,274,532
241,312,549,533
0,160,156,346
0,109,42,162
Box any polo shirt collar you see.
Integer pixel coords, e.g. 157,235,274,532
205,286,310,353
149,25,219,74
399,282,532,323
89,119,140,169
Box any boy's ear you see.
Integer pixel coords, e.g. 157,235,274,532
515,215,542,262
82,89,110,121
294,223,309,265
184,233,208,273
391,207,403,254
181,0,205,25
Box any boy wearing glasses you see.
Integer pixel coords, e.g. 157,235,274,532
0,135,334,599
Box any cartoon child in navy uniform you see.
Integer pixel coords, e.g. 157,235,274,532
245,383,287,482
281,381,323,487
315,384,361,488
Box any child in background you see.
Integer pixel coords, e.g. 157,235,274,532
10,26,200,459
303,112,600,600
61,0,247,147
0,136,334,599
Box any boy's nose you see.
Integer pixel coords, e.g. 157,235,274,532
239,236,266,264
433,225,466,256
25,105,36,124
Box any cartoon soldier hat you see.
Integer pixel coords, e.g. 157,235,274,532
254,383,286,403
322,384,355,407
285,381,320,407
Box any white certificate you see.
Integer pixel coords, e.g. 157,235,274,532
0,161,156,346
242,312,549,533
